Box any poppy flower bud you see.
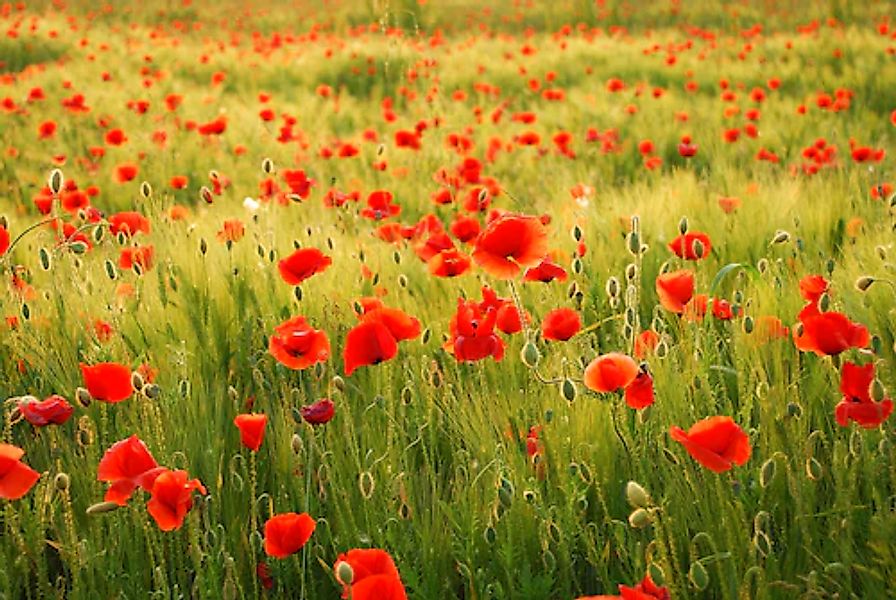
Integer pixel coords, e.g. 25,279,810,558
54,472,70,492
692,239,705,259
261,158,274,174
678,216,689,235
647,563,665,587
560,378,576,402
131,371,145,391
291,434,303,454
498,480,513,508
825,259,835,275
49,168,64,195
625,263,638,282
421,328,431,344
358,471,375,499
332,376,345,392
521,342,540,368
759,458,776,488
628,507,652,528
689,561,709,590
625,481,650,508
854,276,875,292
770,230,790,244
572,225,583,242
142,384,161,399
36,247,51,271
199,238,208,256
567,281,580,298
140,181,152,199
605,276,620,298
523,489,537,503
626,232,640,255
805,457,823,481
742,315,754,334
75,387,92,408
571,257,583,274
179,379,191,397
69,241,88,255
398,274,408,288
21,303,31,321
400,386,413,405
335,560,354,587
875,245,887,261
818,293,830,312
871,335,882,355
200,186,214,204
871,378,886,402
86,501,120,515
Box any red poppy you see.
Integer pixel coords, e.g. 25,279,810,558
523,258,568,283
0,226,9,257
655,269,695,313
234,414,268,452
146,469,206,531
793,311,869,356
447,300,505,362
119,245,155,272
361,190,401,220
624,371,655,409
300,399,335,425
278,248,332,285
618,574,670,599
0,444,40,500
19,395,73,426
97,435,166,505
799,275,829,302
109,211,151,237
264,513,316,558
584,353,639,393
541,308,581,341
835,362,893,428
669,416,751,473
115,163,139,183
472,213,548,279
217,219,245,243
343,321,399,376
360,307,421,342
269,316,330,370
668,231,711,260
81,362,133,403
334,549,407,600
428,248,472,277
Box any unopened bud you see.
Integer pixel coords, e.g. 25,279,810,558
771,230,790,244
625,481,650,508
86,501,120,515
689,561,709,590
335,561,354,586
628,508,652,528
605,276,620,298
759,458,776,488
560,378,576,402
54,472,70,492
261,158,274,174
291,434,303,454
678,216,689,235
140,181,152,199
49,168,64,195
75,387,92,408
855,276,875,292
131,371,145,391
521,342,540,368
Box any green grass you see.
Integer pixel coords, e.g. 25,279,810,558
0,1,894,598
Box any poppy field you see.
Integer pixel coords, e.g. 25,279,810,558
1,0,895,598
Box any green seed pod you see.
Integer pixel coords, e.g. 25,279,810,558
759,458,776,488
678,216,689,235
39,247,51,271
692,238,705,259
871,335,883,355
54,472,70,492
818,293,830,312
627,231,640,255
871,379,886,402
561,378,576,402
261,157,275,174
855,276,875,292
742,315,754,334
625,481,650,508
335,561,354,586
69,241,88,255
628,508,652,529
140,181,152,199
805,457,823,481
521,341,540,368
688,561,709,591
49,168,64,195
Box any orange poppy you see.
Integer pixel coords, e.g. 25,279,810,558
0,444,40,500
234,414,268,452
269,316,330,370
793,311,869,356
668,232,711,260
583,353,639,393
81,362,133,403
655,269,695,313
97,435,165,505
669,416,751,473
428,248,472,277
264,513,316,558
146,469,206,531
624,371,655,409
541,308,581,341
472,213,548,279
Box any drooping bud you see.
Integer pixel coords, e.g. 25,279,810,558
86,501,120,515
759,458,776,488
688,561,709,590
771,230,790,244
521,341,540,368
54,472,70,492
628,508,652,528
560,378,576,402
625,481,650,508
854,276,875,292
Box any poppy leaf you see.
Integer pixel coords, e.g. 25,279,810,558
708,263,760,295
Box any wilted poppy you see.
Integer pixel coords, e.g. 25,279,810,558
0,444,40,500
655,269,695,313
334,548,407,600
81,362,133,403
234,414,268,452
541,308,581,341
269,316,330,370
264,512,316,558
472,213,548,279
146,469,206,531
670,416,751,473
835,362,893,428
300,399,335,425
97,435,166,505
278,248,332,285
668,232,711,260
793,311,869,356
19,395,73,426
584,353,639,393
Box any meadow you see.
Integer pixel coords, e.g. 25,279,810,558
0,0,895,598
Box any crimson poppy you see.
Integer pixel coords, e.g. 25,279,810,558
264,512,316,558
472,213,548,279
523,258,568,283
668,232,711,260
541,308,581,341
344,321,399,375
97,435,166,505
670,416,751,473
0,226,9,257
334,548,407,600
19,395,73,426
835,362,893,428
146,469,206,531
655,269,695,313
234,414,268,451
278,248,332,285
0,444,40,500
624,371,655,410
269,316,330,370
81,362,133,403
793,311,869,356
300,399,335,425
584,353,639,393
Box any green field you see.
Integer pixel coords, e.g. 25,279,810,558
1,1,895,598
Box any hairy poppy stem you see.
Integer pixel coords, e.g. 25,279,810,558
611,401,630,455
0,217,56,265
578,314,625,336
